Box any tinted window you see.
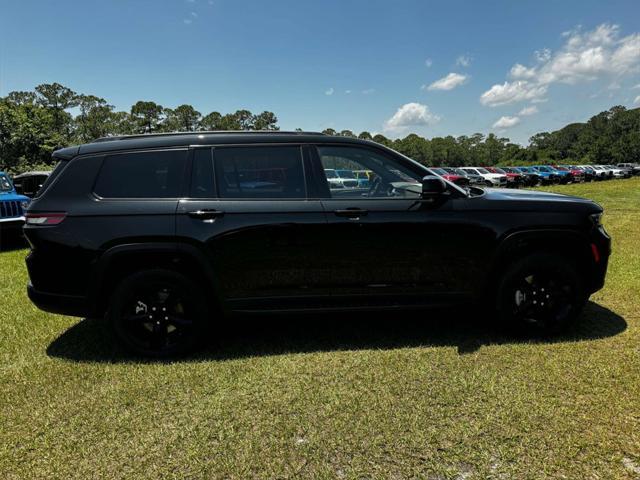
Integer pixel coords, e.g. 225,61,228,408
190,148,215,198
94,150,186,198
215,146,305,199
318,146,421,199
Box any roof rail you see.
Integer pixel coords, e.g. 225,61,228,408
93,130,326,143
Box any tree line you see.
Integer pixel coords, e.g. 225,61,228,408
1,82,638,174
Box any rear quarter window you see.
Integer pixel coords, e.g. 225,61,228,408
94,149,187,198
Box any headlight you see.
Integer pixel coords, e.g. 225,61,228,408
21,200,30,210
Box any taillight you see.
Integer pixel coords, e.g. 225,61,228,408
591,243,601,263
25,212,67,226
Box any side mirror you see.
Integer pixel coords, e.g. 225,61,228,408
421,175,447,197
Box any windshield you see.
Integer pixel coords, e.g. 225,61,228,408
431,168,447,175
493,168,506,174
476,168,490,174
324,169,337,178
455,169,468,175
536,166,551,172
0,174,13,192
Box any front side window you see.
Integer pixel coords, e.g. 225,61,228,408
94,150,186,198
214,146,305,199
318,145,421,198
0,174,13,192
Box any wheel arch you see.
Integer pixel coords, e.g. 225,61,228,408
485,228,594,296
88,242,224,317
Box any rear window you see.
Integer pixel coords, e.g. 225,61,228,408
94,150,186,198
214,146,305,199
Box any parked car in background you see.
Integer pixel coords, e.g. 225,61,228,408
460,167,508,187
516,166,557,185
353,170,373,188
502,167,539,187
430,167,470,187
593,165,614,179
572,165,595,182
0,171,30,235
324,169,345,189
24,131,611,356
534,165,570,184
555,165,585,183
334,169,360,188
442,167,485,186
485,167,523,188
12,171,51,197
617,163,640,175
603,164,630,178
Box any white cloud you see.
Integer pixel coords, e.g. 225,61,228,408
344,90,351,94
425,58,433,68
634,95,640,105
519,105,538,116
362,88,375,95
183,18,193,24
535,48,552,62
493,116,521,129
632,83,640,89
456,55,471,67
190,11,198,17
480,81,548,106
426,72,469,91
384,102,440,132
510,63,537,80
481,23,640,106
325,88,334,96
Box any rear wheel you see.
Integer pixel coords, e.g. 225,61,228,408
496,254,587,333
108,269,210,357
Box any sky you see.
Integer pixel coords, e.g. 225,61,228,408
1,0,639,144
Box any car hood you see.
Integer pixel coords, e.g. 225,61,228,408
477,187,602,213
0,191,29,202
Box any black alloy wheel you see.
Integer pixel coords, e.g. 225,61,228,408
109,269,209,357
497,254,586,333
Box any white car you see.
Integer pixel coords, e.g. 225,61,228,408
603,164,629,178
324,169,345,189
590,165,611,179
460,167,508,187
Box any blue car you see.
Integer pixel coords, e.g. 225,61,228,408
533,165,569,184
0,171,30,234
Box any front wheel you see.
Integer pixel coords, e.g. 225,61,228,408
496,254,587,333
108,269,210,357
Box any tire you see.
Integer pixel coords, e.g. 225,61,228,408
108,269,210,357
496,253,587,334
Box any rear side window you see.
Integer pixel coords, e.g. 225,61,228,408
214,146,305,199
94,150,187,198
34,161,67,198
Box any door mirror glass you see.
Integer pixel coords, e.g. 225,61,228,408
421,175,447,197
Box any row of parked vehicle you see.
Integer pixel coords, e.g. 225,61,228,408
428,163,639,188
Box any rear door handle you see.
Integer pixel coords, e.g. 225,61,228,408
334,208,369,218
187,209,224,220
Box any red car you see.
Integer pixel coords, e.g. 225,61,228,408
554,165,585,183
485,167,523,188
430,168,470,187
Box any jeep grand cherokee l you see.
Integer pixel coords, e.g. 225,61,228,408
24,132,611,356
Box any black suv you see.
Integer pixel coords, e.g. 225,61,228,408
24,132,611,356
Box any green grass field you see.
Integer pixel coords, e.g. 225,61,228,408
1,179,639,479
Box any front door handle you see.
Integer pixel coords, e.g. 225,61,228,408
187,209,224,220
334,208,369,218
